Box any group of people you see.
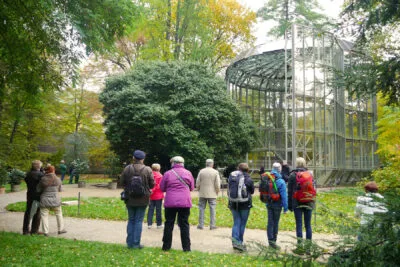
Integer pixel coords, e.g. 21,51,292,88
119,149,316,254
23,160,67,236
21,151,384,255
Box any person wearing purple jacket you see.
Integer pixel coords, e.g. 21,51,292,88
160,156,195,252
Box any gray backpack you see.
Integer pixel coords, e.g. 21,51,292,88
228,171,249,202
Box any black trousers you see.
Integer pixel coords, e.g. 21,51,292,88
162,207,191,251
22,195,41,234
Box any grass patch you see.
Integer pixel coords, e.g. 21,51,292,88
0,231,274,266
6,188,360,233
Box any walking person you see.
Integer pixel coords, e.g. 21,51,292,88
227,163,254,252
120,150,154,249
263,162,288,249
160,156,195,252
37,165,67,236
59,160,67,182
196,159,221,230
22,160,44,235
147,163,164,229
288,157,316,254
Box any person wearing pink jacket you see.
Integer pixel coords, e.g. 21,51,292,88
160,156,194,252
147,163,164,229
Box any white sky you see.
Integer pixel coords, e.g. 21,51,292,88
238,0,345,44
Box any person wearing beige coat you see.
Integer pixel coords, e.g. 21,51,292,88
196,159,221,230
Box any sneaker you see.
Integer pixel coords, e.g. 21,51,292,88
148,225,152,229
210,226,218,230
157,225,164,229
197,225,204,230
58,230,67,235
44,233,49,237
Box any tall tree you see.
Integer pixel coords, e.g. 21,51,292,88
257,0,335,38
99,61,257,173
340,0,400,105
98,0,256,71
0,0,136,166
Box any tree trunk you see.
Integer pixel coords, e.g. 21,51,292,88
174,0,182,59
166,0,171,41
9,118,19,144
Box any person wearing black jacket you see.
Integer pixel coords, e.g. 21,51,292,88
228,163,255,252
22,160,44,235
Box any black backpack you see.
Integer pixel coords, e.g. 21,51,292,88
259,172,280,203
125,165,148,198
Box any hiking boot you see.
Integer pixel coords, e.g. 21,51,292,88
210,226,218,230
269,241,280,250
233,243,246,252
197,225,204,230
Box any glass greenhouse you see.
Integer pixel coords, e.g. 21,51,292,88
225,25,378,185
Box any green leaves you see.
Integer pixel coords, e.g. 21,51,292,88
100,61,257,173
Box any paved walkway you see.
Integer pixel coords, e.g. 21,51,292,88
0,184,337,258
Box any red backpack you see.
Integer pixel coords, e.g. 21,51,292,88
293,171,316,203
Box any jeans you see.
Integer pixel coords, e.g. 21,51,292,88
40,206,65,234
147,199,163,226
198,198,217,228
294,207,312,240
230,208,250,245
60,173,66,182
267,206,282,242
162,207,191,251
126,206,147,248
22,195,41,234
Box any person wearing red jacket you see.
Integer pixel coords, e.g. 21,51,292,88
147,163,164,229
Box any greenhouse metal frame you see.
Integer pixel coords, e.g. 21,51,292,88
225,24,378,185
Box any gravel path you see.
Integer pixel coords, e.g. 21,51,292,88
0,184,338,258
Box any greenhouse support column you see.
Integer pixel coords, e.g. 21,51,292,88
291,24,297,165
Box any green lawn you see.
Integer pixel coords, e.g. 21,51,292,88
7,187,364,233
0,232,276,267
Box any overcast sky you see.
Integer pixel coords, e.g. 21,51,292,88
238,0,345,44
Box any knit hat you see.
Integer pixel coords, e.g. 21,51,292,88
133,150,146,160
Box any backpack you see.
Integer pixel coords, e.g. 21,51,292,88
228,170,249,203
125,165,148,198
259,172,280,203
293,170,316,203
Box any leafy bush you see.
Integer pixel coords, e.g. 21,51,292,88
104,153,122,179
8,168,26,185
371,166,400,194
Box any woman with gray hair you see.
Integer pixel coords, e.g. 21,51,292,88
160,156,195,252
